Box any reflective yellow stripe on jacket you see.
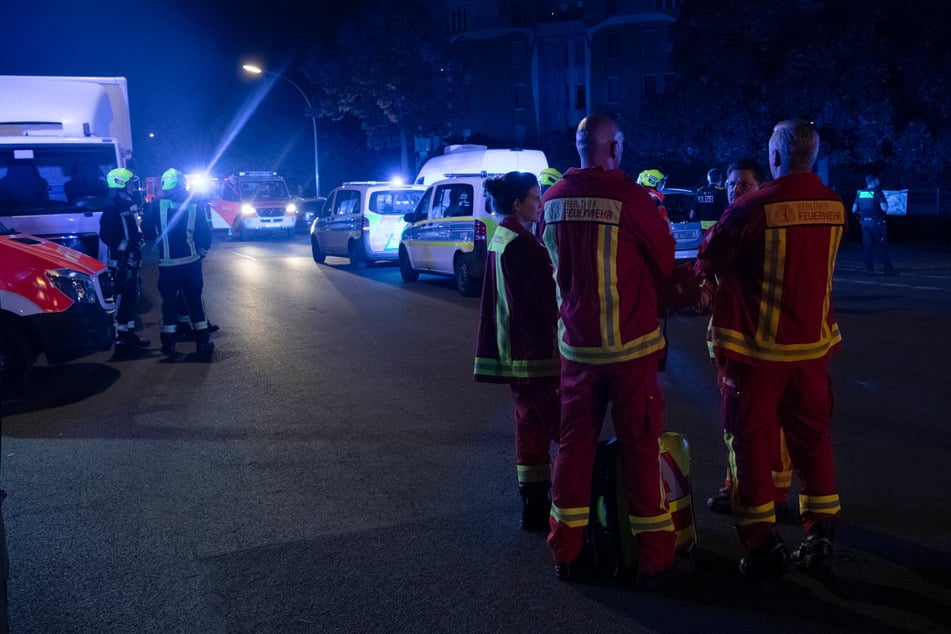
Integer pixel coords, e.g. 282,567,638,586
711,223,843,362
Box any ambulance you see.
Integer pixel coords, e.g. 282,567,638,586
206,171,298,239
0,221,116,394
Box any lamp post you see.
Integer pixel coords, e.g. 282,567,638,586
242,63,320,196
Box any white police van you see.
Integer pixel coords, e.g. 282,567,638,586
398,174,503,297
310,181,424,269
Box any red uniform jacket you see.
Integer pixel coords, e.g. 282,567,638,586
541,167,675,365
697,172,845,365
473,215,560,383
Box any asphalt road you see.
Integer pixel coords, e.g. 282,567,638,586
1,233,950,633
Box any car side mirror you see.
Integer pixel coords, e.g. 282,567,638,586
403,212,417,223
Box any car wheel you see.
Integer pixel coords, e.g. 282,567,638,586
0,325,33,395
311,235,326,264
399,247,418,282
454,255,480,297
348,240,367,270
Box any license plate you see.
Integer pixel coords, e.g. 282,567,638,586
673,229,700,241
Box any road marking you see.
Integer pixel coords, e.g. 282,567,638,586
834,277,946,291
225,250,258,260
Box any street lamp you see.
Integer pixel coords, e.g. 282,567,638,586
242,63,320,196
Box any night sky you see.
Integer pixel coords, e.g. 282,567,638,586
0,0,358,193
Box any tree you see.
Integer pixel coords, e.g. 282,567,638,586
301,0,467,179
661,0,951,188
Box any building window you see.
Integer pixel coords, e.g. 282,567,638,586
449,8,468,34
643,74,657,97
512,40,525,69
607,76,620,104
514,83,528,110
641,28,657,61
607,32,620,59
575,84,586,110
663,73,675,94
573,41,585,67
513,124,527,145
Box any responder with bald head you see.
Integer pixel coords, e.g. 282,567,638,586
698,119,845,583
541,114,677,587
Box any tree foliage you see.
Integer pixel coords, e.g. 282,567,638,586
301,0,467,165
657,0,951,187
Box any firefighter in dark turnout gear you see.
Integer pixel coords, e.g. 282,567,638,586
99,167,149,352
141,168,214,361
474,171,560,532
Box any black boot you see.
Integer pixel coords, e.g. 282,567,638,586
117,330,151,348
739,527,790,581
160,332,177,358
792,518,837,577
195,328,215,362
519,482,551,533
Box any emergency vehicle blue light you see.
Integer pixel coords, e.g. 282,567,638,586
389,176,405,185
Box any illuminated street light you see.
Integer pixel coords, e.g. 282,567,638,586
242,63,321,196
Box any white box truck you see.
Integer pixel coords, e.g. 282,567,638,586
413,145,549,186
0,75,135,261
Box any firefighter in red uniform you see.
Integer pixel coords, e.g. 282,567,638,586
698,119,844,582
542,114,677,587
474,171,560,532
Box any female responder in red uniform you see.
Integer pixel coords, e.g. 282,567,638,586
473,171,560,532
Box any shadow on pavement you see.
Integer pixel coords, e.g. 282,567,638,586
1,362,119,417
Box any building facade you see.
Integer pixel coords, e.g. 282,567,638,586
442,0,680,154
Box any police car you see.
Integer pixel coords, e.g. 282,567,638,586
663,187,702,261
310,182,424,269
398,174,500,297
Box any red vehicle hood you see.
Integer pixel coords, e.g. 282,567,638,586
0,232,107,275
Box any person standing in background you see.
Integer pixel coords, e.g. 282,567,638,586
853,174,896,275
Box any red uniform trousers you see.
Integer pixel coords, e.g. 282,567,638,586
510,376,560,483
548,357,675,574
718,356,840,549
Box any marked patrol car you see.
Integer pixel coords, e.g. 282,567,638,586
662,187,702,261
398,174,502,297
310,181,424,269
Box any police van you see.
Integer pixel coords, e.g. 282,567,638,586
414,145,549,186
398,174,505,297
310,181,424,269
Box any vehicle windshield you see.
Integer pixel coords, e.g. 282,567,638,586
369,190,423,215
663,191,697,223
240,180,290,200
0,144,116,214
